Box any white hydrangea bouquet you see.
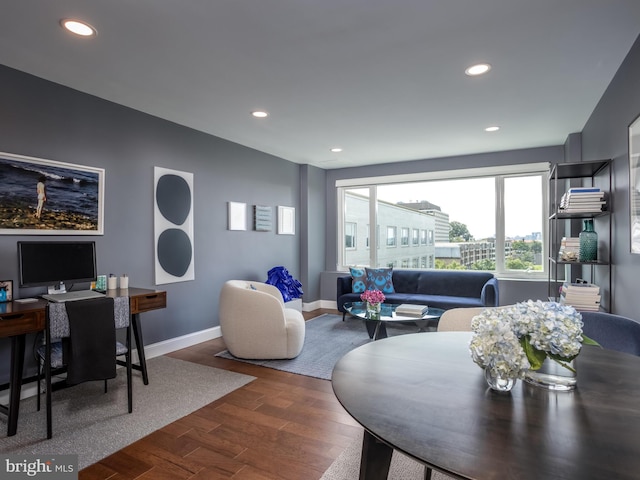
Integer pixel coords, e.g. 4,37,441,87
469,300,600,381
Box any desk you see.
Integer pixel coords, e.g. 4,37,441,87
331,332,640,480
0,299,47,437
0,287,166,436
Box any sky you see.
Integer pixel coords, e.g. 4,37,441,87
376,176,543,239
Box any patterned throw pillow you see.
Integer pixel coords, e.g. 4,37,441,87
349,267,367,293
365,267,395,294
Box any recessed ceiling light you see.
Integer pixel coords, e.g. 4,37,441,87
61,19,97,37
465,63,491,76
251,111,269,118
330,147,343,153
485,126,500,132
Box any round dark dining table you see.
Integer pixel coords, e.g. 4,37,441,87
331,332,640,480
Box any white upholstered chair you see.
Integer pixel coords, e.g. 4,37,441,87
219,280,305,359
437,307,486,332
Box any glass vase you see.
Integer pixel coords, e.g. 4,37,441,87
579,219,598,262
366,302,381,320
484,368,516,392
524,358,577,391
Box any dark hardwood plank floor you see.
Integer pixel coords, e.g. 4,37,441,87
79,309,363,480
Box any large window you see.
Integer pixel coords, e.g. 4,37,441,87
337,163,548,279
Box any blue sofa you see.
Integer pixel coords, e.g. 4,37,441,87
337,269,499,321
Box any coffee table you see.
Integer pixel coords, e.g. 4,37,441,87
344,302,444,340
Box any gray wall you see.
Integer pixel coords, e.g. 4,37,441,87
0,65,304,381
581,33,640,318
299,164,327,304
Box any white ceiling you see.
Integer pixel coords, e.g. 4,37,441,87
1,1,639,169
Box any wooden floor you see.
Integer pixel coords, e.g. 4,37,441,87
79,309,363,480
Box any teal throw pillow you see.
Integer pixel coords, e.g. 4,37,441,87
349,267,367,293
365,267,395,294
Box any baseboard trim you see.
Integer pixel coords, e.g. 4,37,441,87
318,299,338,310
302,300,322,311
141,326,222,361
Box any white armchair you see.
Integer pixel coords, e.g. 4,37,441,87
219,280,305,359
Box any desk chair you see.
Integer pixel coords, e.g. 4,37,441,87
35,296,132,439
580,311,640,356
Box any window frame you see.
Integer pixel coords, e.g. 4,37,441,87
386,226,397,247
400,227,410,247
336,163,549,280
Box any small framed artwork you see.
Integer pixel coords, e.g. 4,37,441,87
0,151,104,235
629,114,640,253
277,206,295,235
0,280,13,303
228,201,247,231
254,205,272,231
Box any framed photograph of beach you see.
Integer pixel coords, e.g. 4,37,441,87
0,151,104,235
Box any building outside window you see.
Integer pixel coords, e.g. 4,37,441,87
412,228,420,246
420,229,427,245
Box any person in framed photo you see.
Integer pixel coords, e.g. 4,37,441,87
35,175,47,219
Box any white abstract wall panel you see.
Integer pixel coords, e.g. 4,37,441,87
154,167,194,284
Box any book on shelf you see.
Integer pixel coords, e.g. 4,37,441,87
559,280,601,309
559,191,607,212
395,304,429,316
559,296,601,311
562,195,606,202
567,187,601,193
559,207,605,213
561,292,601,303
561,282,600,294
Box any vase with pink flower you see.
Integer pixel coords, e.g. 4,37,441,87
360,289,385,320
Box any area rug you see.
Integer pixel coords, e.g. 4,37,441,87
0,356,255,469
216,314,427,380
320,430,454,480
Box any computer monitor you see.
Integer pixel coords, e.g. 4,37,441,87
18,241,97,291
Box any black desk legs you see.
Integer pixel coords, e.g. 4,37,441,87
7,335,26,436
360,430,393,480
131,313,149,385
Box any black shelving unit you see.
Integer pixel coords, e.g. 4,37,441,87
547,160,612,312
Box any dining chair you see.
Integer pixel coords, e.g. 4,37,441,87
437,305,515,332
36,296,132,439
437,307,486,332
580,311,640,356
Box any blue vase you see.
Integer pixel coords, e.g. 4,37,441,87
579,219,598,262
